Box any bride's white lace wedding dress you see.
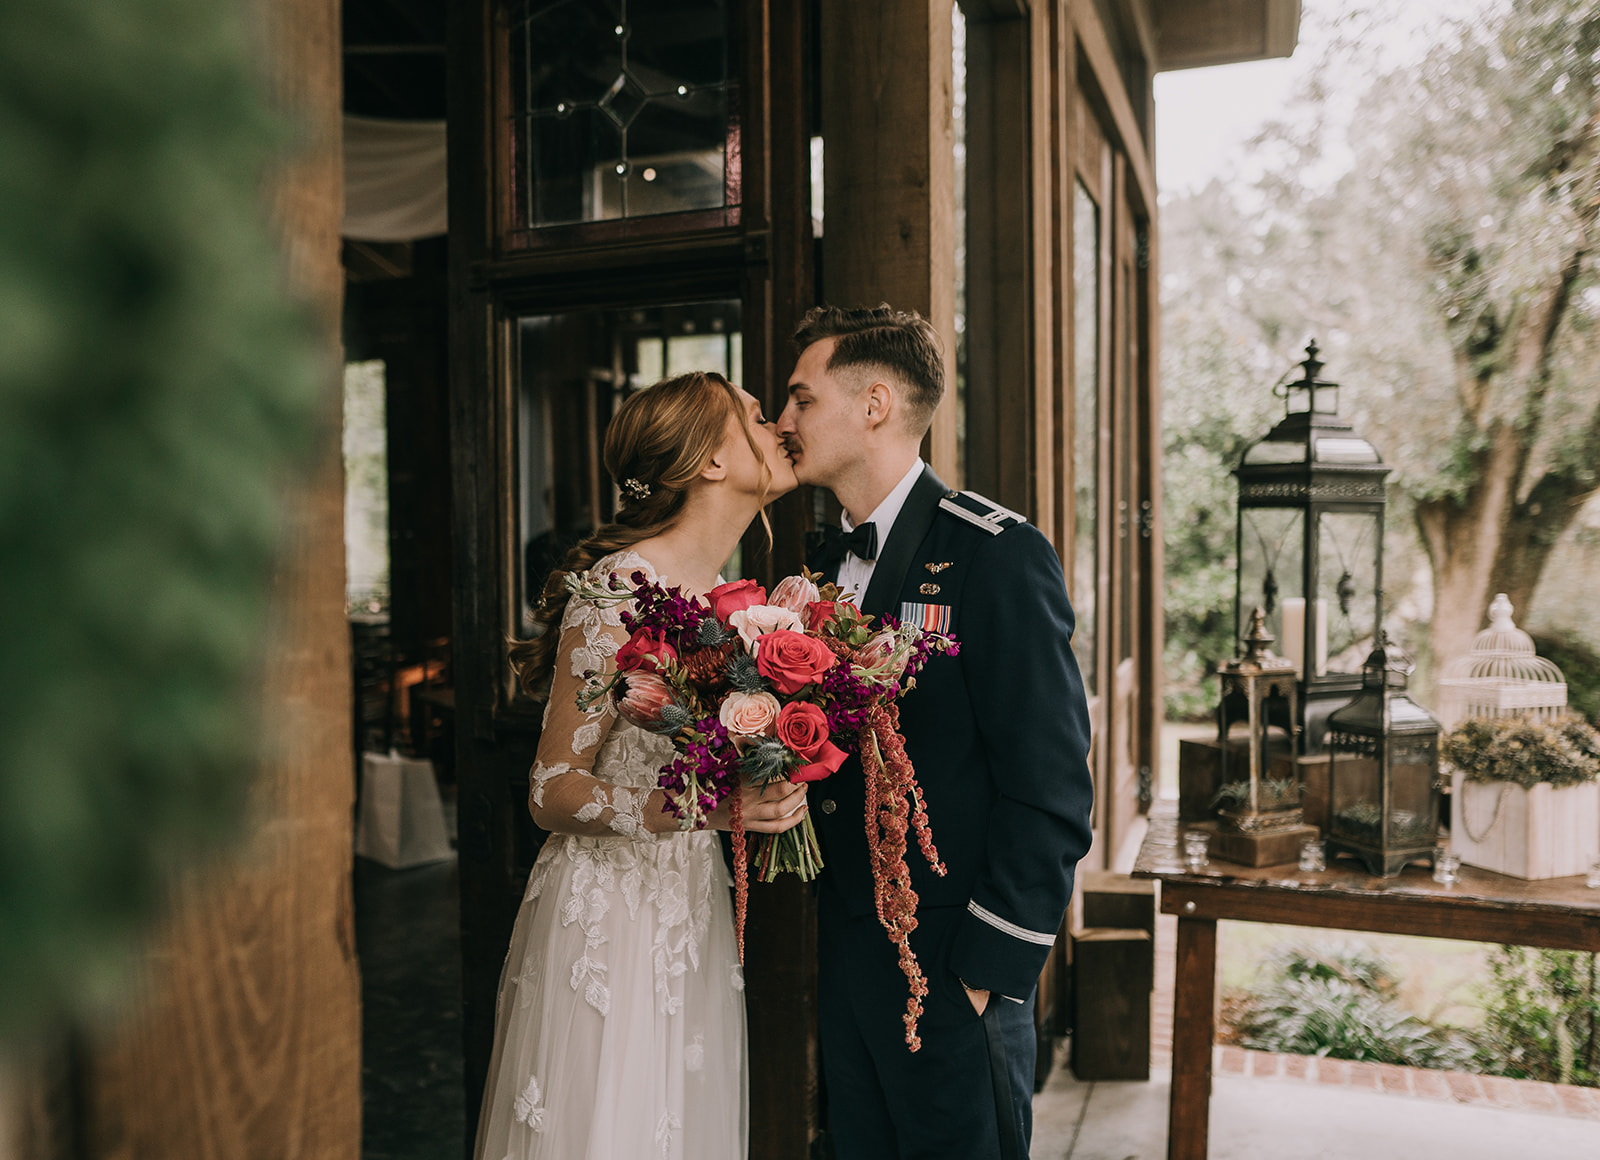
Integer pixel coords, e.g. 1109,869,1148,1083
474,552,746,1160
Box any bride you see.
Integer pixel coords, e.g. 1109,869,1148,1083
476,370,809,1160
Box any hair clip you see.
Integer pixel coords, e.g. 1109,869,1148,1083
621,477,652,501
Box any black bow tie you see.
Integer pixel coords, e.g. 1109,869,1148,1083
807,522,878,569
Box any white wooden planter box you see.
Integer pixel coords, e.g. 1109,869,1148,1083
1450,770,1600,880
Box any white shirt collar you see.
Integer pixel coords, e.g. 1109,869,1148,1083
842,457,925,540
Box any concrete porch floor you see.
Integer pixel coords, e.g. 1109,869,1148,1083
1030,1053,1600,1160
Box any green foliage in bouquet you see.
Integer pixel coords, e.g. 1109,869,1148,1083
1442,715,1600,790
1475,946,1600,1088
0,0,321,1041
1233,943,1474,1070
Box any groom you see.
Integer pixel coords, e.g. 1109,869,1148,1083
776,305,1094,1159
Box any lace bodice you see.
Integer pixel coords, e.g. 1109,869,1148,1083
520,551,733,1022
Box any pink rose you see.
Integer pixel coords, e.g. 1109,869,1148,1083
616,671,680,733
805,600,840,632
769,574,821,615
775,701,848,783
707,578,766,622
616,627,677,673
755,629,838,695
727,603,804,649
719,690,780,737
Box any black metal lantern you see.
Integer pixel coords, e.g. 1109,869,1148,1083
1325,638,1442,876
1235,340,1391,752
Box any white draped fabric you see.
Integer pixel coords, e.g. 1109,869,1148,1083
342,115,447,241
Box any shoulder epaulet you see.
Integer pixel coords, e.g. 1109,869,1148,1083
937,489,1029,536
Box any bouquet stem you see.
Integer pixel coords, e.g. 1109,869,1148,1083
751,812,824,883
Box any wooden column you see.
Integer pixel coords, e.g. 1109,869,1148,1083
79,2,360,1157
819,0,958,480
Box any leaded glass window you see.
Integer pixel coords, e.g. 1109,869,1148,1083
507,0,740,235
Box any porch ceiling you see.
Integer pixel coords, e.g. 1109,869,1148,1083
1151,0,1301,72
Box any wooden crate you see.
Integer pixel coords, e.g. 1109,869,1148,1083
1069,928,1153,1081
1451,771,1600,880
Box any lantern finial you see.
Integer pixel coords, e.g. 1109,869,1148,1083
1300,338,1323,383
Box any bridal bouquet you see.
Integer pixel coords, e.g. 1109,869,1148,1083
568,567,958,1048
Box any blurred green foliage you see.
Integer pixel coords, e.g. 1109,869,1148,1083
1443,715,1600,790
1531,632,1600,727
1476,947,1600,1088
0,1,321,1041
1232,942,1476,1070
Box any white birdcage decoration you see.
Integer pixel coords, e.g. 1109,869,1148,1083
1437,594,1567,729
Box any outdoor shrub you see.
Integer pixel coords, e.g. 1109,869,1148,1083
1475,947,1600,1088
1442,715,1600,789
1232,943,1475,1070
1531,632,1600,728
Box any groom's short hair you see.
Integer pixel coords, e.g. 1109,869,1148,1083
792,304,945,433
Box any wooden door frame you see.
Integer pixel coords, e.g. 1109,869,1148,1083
445,3,818,1155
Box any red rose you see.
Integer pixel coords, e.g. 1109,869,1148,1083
775,701,848,783
754,629,837,694
616,627,676,673
805,600,839,632
708,578,767,622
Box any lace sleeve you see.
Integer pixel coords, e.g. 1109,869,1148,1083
527,599,662,840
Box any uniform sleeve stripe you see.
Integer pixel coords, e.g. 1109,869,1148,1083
967,901,1057,946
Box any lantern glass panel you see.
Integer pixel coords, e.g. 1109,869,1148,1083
1238,507,1302,647
1386,736,1439,847
1317,510,1379,674
1329,744,1382,847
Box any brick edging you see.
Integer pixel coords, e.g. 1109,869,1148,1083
1212,1046,1600,1120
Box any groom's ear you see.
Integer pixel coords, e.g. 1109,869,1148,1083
863,380,895,430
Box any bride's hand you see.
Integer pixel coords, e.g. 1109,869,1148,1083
709,779,810,834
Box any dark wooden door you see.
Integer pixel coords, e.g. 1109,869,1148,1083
444,2,817,1155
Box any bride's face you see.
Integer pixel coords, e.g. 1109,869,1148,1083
718,385,799,502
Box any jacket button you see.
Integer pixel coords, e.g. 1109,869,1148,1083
820,798,837,814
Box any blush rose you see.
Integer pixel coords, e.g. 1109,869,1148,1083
707,578,766,622
719,690,780,738
727,603,804,649
775,701,847,783
754,629,838,694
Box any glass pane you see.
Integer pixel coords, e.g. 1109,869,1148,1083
1073,180,1099,695
515,300,742,637
1237,507,1303,665
1387,737,1438,847
509,0,738,232
344,360,389,615
1317,510,1380,673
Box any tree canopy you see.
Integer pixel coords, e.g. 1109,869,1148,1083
1161,0,1600,713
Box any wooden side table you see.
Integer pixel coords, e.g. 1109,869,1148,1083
1133,802,1600,1160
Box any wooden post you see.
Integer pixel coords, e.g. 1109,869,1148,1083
78,1,361,1156
1167,915,1217,1160
819,0,958,480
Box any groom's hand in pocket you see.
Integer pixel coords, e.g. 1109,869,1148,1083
711,779,810,834
961,980,990,1016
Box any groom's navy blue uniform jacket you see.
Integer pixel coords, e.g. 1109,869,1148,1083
808,465,1095,1001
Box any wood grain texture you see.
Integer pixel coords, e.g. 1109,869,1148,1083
1167,917,1216,1160
819,0,957,479
80,1,360,1156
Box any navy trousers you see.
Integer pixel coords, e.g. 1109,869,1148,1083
819,898,1035,1160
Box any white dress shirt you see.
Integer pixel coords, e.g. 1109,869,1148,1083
837,457,925,602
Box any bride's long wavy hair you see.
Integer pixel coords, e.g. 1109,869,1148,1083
510,371,773,699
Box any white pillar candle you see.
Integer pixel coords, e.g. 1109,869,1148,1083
1281,598,1306,677
1313,598,1328,676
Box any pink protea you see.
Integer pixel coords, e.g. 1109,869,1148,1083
616,671,682,733
769,573,821,615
